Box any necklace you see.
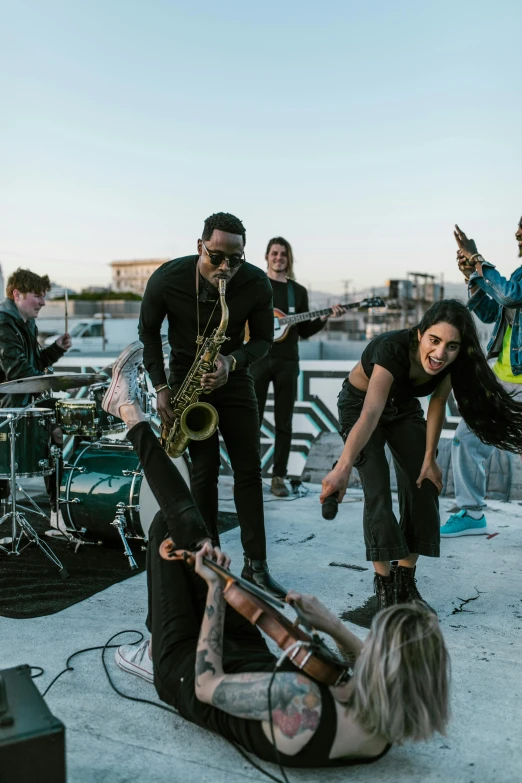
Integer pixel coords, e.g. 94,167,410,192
195,262,219,347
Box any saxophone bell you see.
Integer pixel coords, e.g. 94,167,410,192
163,401,219,458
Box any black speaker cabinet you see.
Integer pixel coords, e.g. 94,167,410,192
0,664,66,783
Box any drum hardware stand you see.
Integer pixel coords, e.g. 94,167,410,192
111,502,139,570
0,412,69,579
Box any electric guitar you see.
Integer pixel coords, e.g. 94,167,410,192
271,296,385,342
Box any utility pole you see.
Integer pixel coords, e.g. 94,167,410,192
341,279,351,338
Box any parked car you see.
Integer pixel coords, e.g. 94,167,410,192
44,316,140,353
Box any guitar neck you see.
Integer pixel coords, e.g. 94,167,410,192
278,301,355,327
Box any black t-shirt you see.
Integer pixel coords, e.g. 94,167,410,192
360,329,452,404
269,278,326,361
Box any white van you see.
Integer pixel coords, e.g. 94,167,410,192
44,316,140,353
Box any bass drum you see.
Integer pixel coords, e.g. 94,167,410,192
60,439,190,542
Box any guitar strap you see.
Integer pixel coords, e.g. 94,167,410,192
286,279,296,313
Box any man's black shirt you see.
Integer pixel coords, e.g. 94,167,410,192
269,278,326,361
139,255,274,387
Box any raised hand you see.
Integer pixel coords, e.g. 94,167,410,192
454,225,479,261
56,333,72,350
456,250,476,281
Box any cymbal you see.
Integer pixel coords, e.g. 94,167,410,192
0,373,107,394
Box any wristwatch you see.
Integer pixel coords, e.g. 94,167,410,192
229,355,237,372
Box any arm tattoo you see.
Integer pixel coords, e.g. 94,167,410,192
206,625,223,655
211,672,322,738
195,648,216,684
195,583,227,690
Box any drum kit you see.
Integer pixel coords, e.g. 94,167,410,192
0,367,189,575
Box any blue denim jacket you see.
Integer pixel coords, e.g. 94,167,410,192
466,260,522,375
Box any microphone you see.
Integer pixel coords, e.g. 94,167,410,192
322,492,340,520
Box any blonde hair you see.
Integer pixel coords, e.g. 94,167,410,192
349,604,450,744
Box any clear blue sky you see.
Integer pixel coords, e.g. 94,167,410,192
1,0,521,294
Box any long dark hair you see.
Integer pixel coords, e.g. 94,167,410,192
411,299,522,453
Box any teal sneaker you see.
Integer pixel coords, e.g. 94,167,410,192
440,510,488,537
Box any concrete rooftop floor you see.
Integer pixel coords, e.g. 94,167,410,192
1,477,521,783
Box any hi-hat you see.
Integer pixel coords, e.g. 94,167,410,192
0,373,107,394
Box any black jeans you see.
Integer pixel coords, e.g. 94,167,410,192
251,356,299,478
338,380,440,562
126,422,273,715
171,370,267,560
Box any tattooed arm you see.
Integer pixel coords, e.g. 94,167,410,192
194,544,228,697
193,545,322,741
210,671,322,741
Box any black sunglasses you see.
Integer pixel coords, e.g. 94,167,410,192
201,241,245,268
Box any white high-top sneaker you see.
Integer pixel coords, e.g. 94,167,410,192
102,341,144,419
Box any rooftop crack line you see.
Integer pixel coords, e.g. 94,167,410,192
451,587,481,614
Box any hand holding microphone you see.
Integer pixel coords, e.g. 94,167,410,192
320,461,349,521
321,491,340,520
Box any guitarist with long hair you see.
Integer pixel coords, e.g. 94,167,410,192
251,237,345,497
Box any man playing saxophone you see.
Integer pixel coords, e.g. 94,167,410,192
139,212,286,597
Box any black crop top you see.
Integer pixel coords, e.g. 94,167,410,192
360,329,451,404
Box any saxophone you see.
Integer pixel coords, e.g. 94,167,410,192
161,278,229,458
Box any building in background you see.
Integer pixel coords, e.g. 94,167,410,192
110,259,168,295
47,282,77,299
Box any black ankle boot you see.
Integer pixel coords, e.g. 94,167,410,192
395,565,436,614
241,557,287,600
373,573,396,612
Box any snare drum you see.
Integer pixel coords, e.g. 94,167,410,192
60,439,190,541
56,399,99,437
88,382,126,433
56,389,125,438
0,408,54,478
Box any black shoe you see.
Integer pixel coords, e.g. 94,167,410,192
394,565,436,614
241,557,287,600
373,572,396,612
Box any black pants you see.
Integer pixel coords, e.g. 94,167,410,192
171,371,267,561
338,381,440,562
126,422,273,714
251,356,299,478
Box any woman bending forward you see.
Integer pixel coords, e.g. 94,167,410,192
321,299,522,610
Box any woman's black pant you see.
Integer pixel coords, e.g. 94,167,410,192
338,380,440,562
126,421,274,722
251,356,299,478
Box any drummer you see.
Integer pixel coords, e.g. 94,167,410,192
0,268,72,534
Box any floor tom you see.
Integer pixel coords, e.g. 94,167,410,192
0,408,54,478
